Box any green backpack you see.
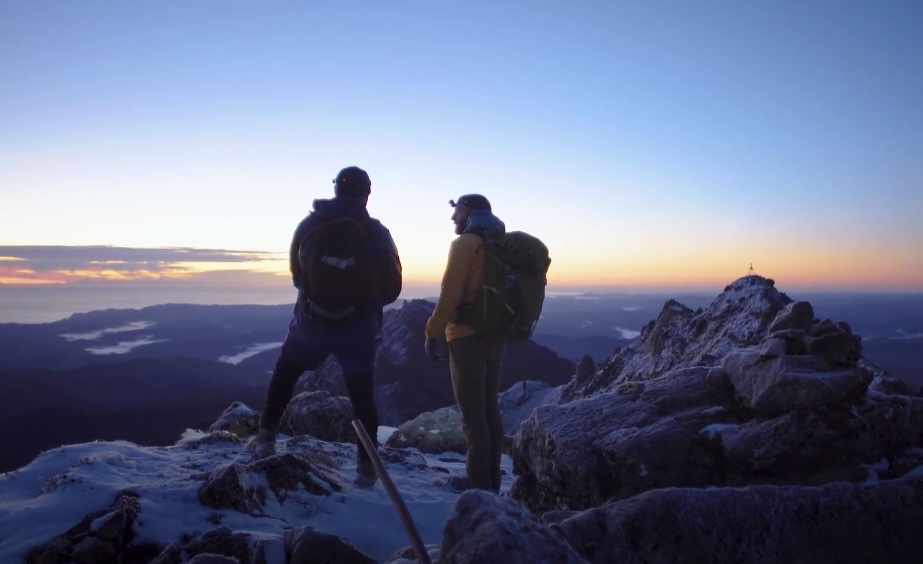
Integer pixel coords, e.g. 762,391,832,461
457,231,551,342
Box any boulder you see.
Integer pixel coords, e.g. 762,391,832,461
440,491,587,564
282,391,355,443
386,407,465,455
722,350,872,413
553,476,923,563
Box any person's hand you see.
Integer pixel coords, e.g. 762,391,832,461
424,337,443,362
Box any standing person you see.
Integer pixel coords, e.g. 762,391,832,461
249,166,402,485
424,194,507,493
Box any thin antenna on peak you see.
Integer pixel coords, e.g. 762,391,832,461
748,263,755,277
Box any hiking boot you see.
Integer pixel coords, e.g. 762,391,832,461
247,428,277,459
447,475,475,493
357,456,375,475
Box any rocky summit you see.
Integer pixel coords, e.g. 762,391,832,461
508,275,923,561
560,275,792,401
3,275,922,563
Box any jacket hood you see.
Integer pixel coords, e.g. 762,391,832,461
463,209,506,235
311,197,370,220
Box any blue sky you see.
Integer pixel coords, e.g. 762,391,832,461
1,0,921,292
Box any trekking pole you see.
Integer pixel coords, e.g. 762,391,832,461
351,419,433,564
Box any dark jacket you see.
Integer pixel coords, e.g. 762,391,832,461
289,197,402,316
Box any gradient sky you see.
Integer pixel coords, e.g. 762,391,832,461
2,0,922,294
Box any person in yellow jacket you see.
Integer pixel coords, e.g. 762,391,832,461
424,193,507,493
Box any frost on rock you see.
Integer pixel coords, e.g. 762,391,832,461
559,275,791,402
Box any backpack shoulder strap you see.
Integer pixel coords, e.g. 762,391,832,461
298,216,366,249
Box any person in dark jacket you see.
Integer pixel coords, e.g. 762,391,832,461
249,166,402,484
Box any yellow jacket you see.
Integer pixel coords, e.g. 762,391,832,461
425,233,485,341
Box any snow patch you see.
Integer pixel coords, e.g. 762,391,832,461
0,430,512,563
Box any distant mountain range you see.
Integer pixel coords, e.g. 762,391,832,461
0,290,920,473
0,299,575,471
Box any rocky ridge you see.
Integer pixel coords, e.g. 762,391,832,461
8,275,923,563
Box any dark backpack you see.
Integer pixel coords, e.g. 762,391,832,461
298,217,376,322
457,231,551,342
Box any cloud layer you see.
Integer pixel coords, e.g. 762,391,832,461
0,246,286,286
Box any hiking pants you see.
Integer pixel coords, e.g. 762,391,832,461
259,313,380,461
448,334,505,492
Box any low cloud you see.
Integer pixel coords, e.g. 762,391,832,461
0,246,287,285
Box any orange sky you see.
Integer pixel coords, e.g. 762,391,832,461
2,256,921,293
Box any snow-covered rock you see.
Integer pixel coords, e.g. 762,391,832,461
207,402,259,438
510,277,923,520
384,381,555,455
387,407,466,455
559,275,791,401
281,390,355,443
4,432,454,563
7,275,922,564
723,349,872,412
498,380,556,435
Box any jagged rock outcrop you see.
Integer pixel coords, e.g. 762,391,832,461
25,492,152,564
721,302,869,413
515,369,923,511
510,279,923,514
198,452,341,513
19,432,400,564
298,299,575,425
209,391,355,445
281,390,354,443
12,276,922,564
723,350,872,412
575,355,595,381
284,526,376,563
208,402,259,438
513,366,738,512
868,367,923,397
559,275,791,401
26,481,372,564
552,476,923,563
439,491,587,564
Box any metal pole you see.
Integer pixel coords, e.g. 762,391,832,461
351,419,433,564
